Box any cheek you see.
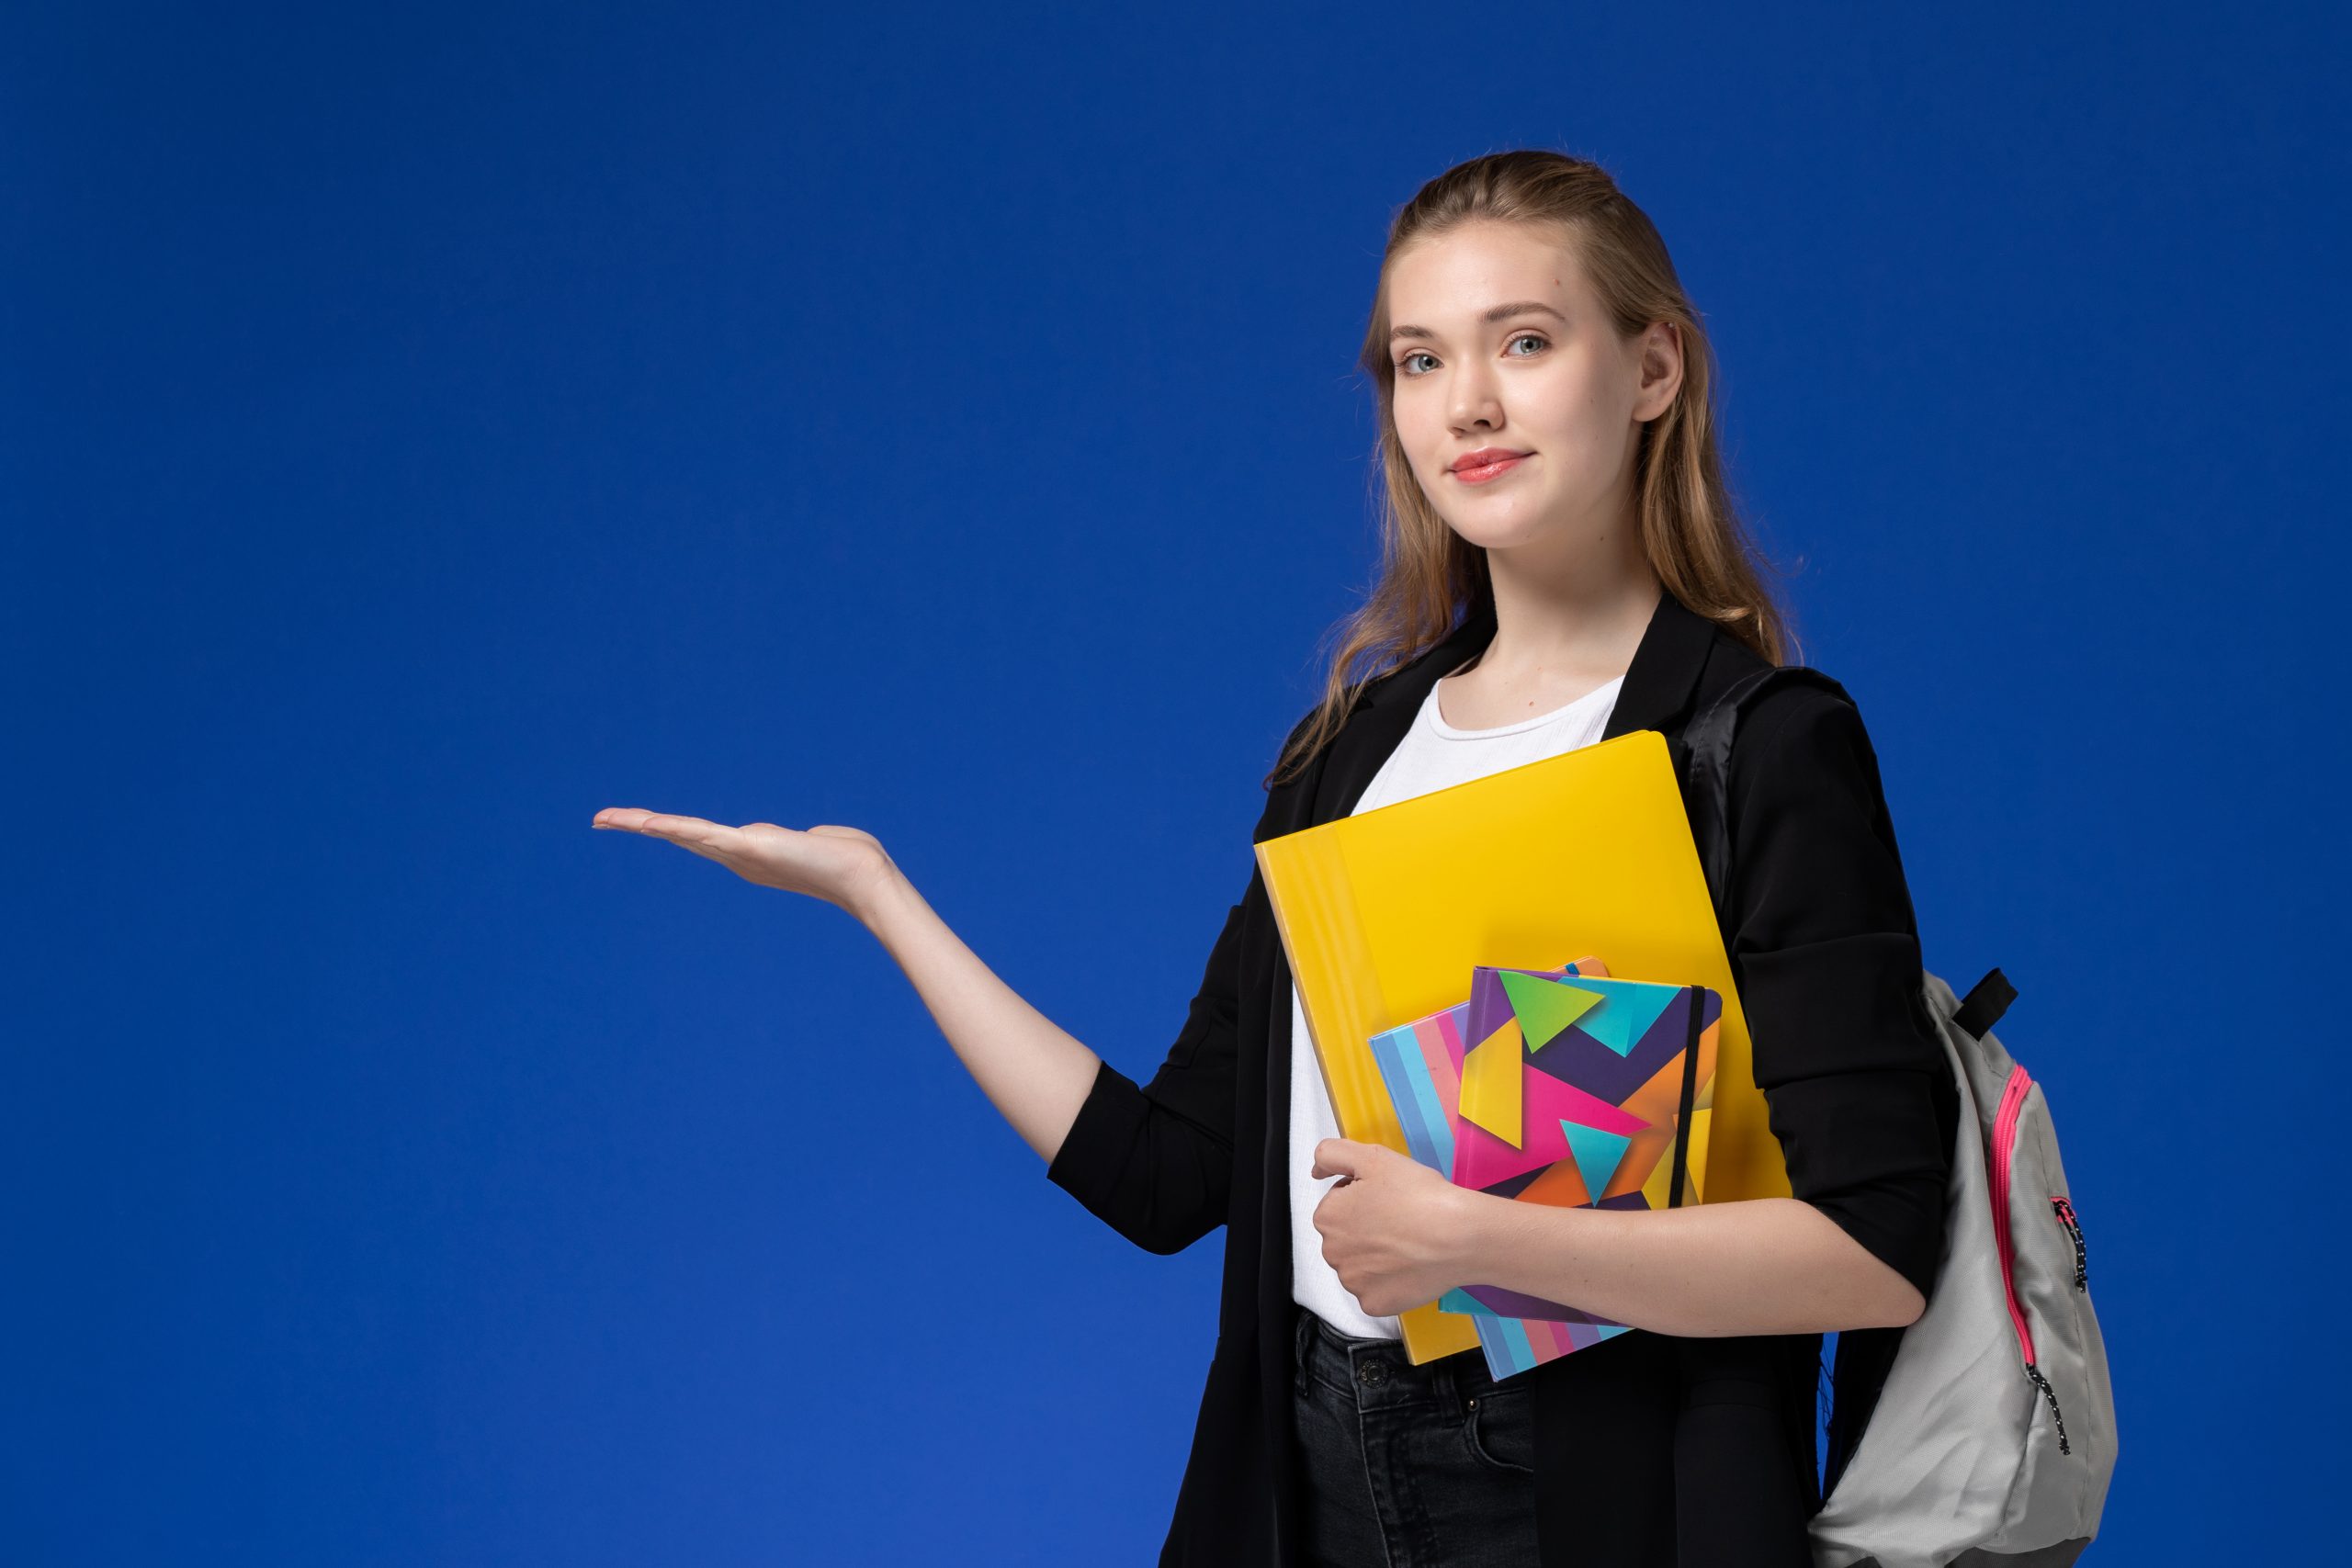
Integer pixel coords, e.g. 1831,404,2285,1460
1524,358,1618,436
1391,396,1438,455
1534,388,1608,449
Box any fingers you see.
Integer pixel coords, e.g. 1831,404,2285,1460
595,806,758,867
647,814,726,849
592,807,727,843
1312,1137,1366,1182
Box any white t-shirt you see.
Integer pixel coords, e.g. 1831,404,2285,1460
1289,663,1627,1338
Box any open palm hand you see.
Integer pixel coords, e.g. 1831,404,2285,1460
591,807,894,913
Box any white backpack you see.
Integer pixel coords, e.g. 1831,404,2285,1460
1682,667,2118,1568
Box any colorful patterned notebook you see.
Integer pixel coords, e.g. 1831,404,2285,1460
1366,956,1723,1382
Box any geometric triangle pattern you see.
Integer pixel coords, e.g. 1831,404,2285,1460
1562,1121,1631,1200
1458,1026,1524,1146
1638,1105,1713,1210
1449,1056,1649,1190
1571,977,1680,1056
1496,970,1604,1051
1362,955,1724,1384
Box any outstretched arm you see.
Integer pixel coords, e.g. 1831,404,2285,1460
851,860,1107,1166
590,810,1099,1165
592,806,1244,1254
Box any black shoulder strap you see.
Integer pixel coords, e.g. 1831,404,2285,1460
1950,967,2018,1039
1687,667,2022,1035
1681,664,1861,928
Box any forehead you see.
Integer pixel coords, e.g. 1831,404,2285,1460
1385,220,1591,325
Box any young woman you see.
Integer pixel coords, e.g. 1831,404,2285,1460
594,151,1957,1568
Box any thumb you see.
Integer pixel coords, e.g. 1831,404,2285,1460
1311,1137,1368,1182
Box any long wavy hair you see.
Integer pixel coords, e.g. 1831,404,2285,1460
1264,150,1799,791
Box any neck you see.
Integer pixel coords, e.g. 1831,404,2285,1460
1466,514,1661,682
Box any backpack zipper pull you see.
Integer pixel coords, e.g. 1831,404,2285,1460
2052,1196,2087,1290
2022,1360,2073,1455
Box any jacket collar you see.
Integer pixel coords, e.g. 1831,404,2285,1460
1306,583,1719,827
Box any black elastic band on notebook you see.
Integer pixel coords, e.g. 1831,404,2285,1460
1666,984,1703,1210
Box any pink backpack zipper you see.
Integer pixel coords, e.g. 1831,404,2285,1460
1989,1062,2071,1455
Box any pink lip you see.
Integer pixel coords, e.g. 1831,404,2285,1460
1452,453,1530,484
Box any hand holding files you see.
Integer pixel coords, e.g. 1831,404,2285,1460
1254,728,1789,1365
1307,1135,1487,1320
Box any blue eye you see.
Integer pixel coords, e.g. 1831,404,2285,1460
1395,334,1547,378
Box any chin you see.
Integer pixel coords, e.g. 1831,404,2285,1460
1442,510,1555,552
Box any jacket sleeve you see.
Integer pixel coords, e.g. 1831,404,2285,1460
1043,865,1253,1256
1723,689,1955,1302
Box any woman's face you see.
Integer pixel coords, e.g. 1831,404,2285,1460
1383,220,1679,557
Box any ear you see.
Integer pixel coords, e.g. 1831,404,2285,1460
1632,319,1684,423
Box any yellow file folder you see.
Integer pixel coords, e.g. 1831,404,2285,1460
1256,728,1792,1365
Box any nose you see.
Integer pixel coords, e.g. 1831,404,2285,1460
1447,362,1504,432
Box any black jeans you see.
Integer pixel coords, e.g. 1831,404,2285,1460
1290,1305,1542,1568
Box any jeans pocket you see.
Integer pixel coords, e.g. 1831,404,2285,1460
1461,1382,1535,1476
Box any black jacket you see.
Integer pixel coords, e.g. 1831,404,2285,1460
1046,585,1958,1567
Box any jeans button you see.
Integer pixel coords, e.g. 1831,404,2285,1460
1358,1359,1389,1387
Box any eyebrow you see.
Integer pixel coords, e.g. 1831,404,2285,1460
1389,300,1568,344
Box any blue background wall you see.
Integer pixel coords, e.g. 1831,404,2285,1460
9,3,2344,1561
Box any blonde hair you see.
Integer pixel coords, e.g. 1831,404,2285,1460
1266,149,1798,790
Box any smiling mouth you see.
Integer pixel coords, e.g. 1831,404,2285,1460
1452,454,1529,484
